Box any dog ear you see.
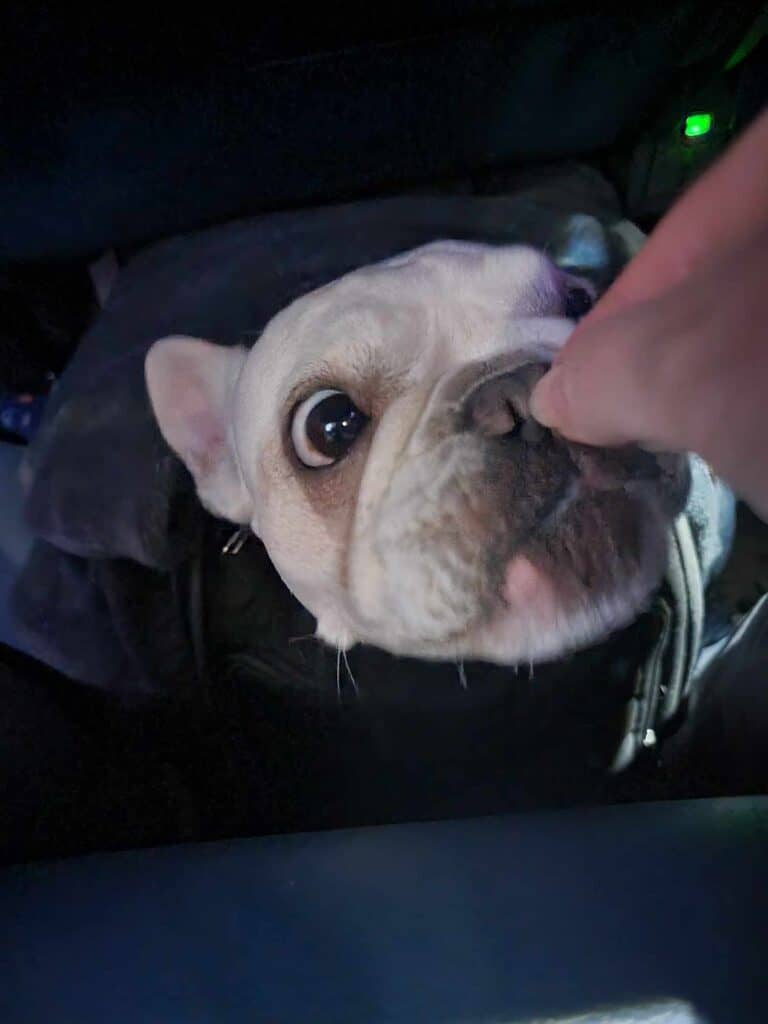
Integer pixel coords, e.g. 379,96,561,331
145,336,252,523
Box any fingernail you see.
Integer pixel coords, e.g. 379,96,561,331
529,367,564,428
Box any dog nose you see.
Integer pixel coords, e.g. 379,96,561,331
464,365,547,439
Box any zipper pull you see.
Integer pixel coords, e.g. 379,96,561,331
221,526,251,556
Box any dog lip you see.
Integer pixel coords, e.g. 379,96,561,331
567,445,661,492
529,445,664,536
537,475,581,530
517,469,581,539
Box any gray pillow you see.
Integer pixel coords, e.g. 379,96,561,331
21,164,632,572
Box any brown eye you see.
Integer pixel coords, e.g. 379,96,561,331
291,389,369,468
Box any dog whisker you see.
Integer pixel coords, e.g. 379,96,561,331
456,661,468,691
288,633,319,645
342,648,359,697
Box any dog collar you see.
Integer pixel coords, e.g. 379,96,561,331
611,513,704,771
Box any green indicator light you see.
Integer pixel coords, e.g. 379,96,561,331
684,112,713,139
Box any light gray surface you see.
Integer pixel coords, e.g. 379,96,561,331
2,798,766,1023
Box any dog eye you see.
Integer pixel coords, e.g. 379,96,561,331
291,389,369,467
564,286,594,320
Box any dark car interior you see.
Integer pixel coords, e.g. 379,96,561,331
2,5,768,1022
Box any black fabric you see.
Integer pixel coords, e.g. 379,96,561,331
1,3,760,262
0,645,194,863
1,573,756,866
0,266,94,393
0,607,658,866
657,595,768,797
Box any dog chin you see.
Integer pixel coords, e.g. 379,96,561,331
470,559,659,666
316,478,675,664
467,505,671,665
334,521,668,665
329,575,654,666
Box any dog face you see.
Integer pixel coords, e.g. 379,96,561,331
146,242,689,664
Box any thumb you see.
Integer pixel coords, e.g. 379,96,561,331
529,303,673,449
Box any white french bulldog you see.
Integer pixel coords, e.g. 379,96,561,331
146,241,689,666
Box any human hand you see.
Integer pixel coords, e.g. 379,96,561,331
531,108,768,518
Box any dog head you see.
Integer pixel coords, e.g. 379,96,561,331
146,241,688,664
